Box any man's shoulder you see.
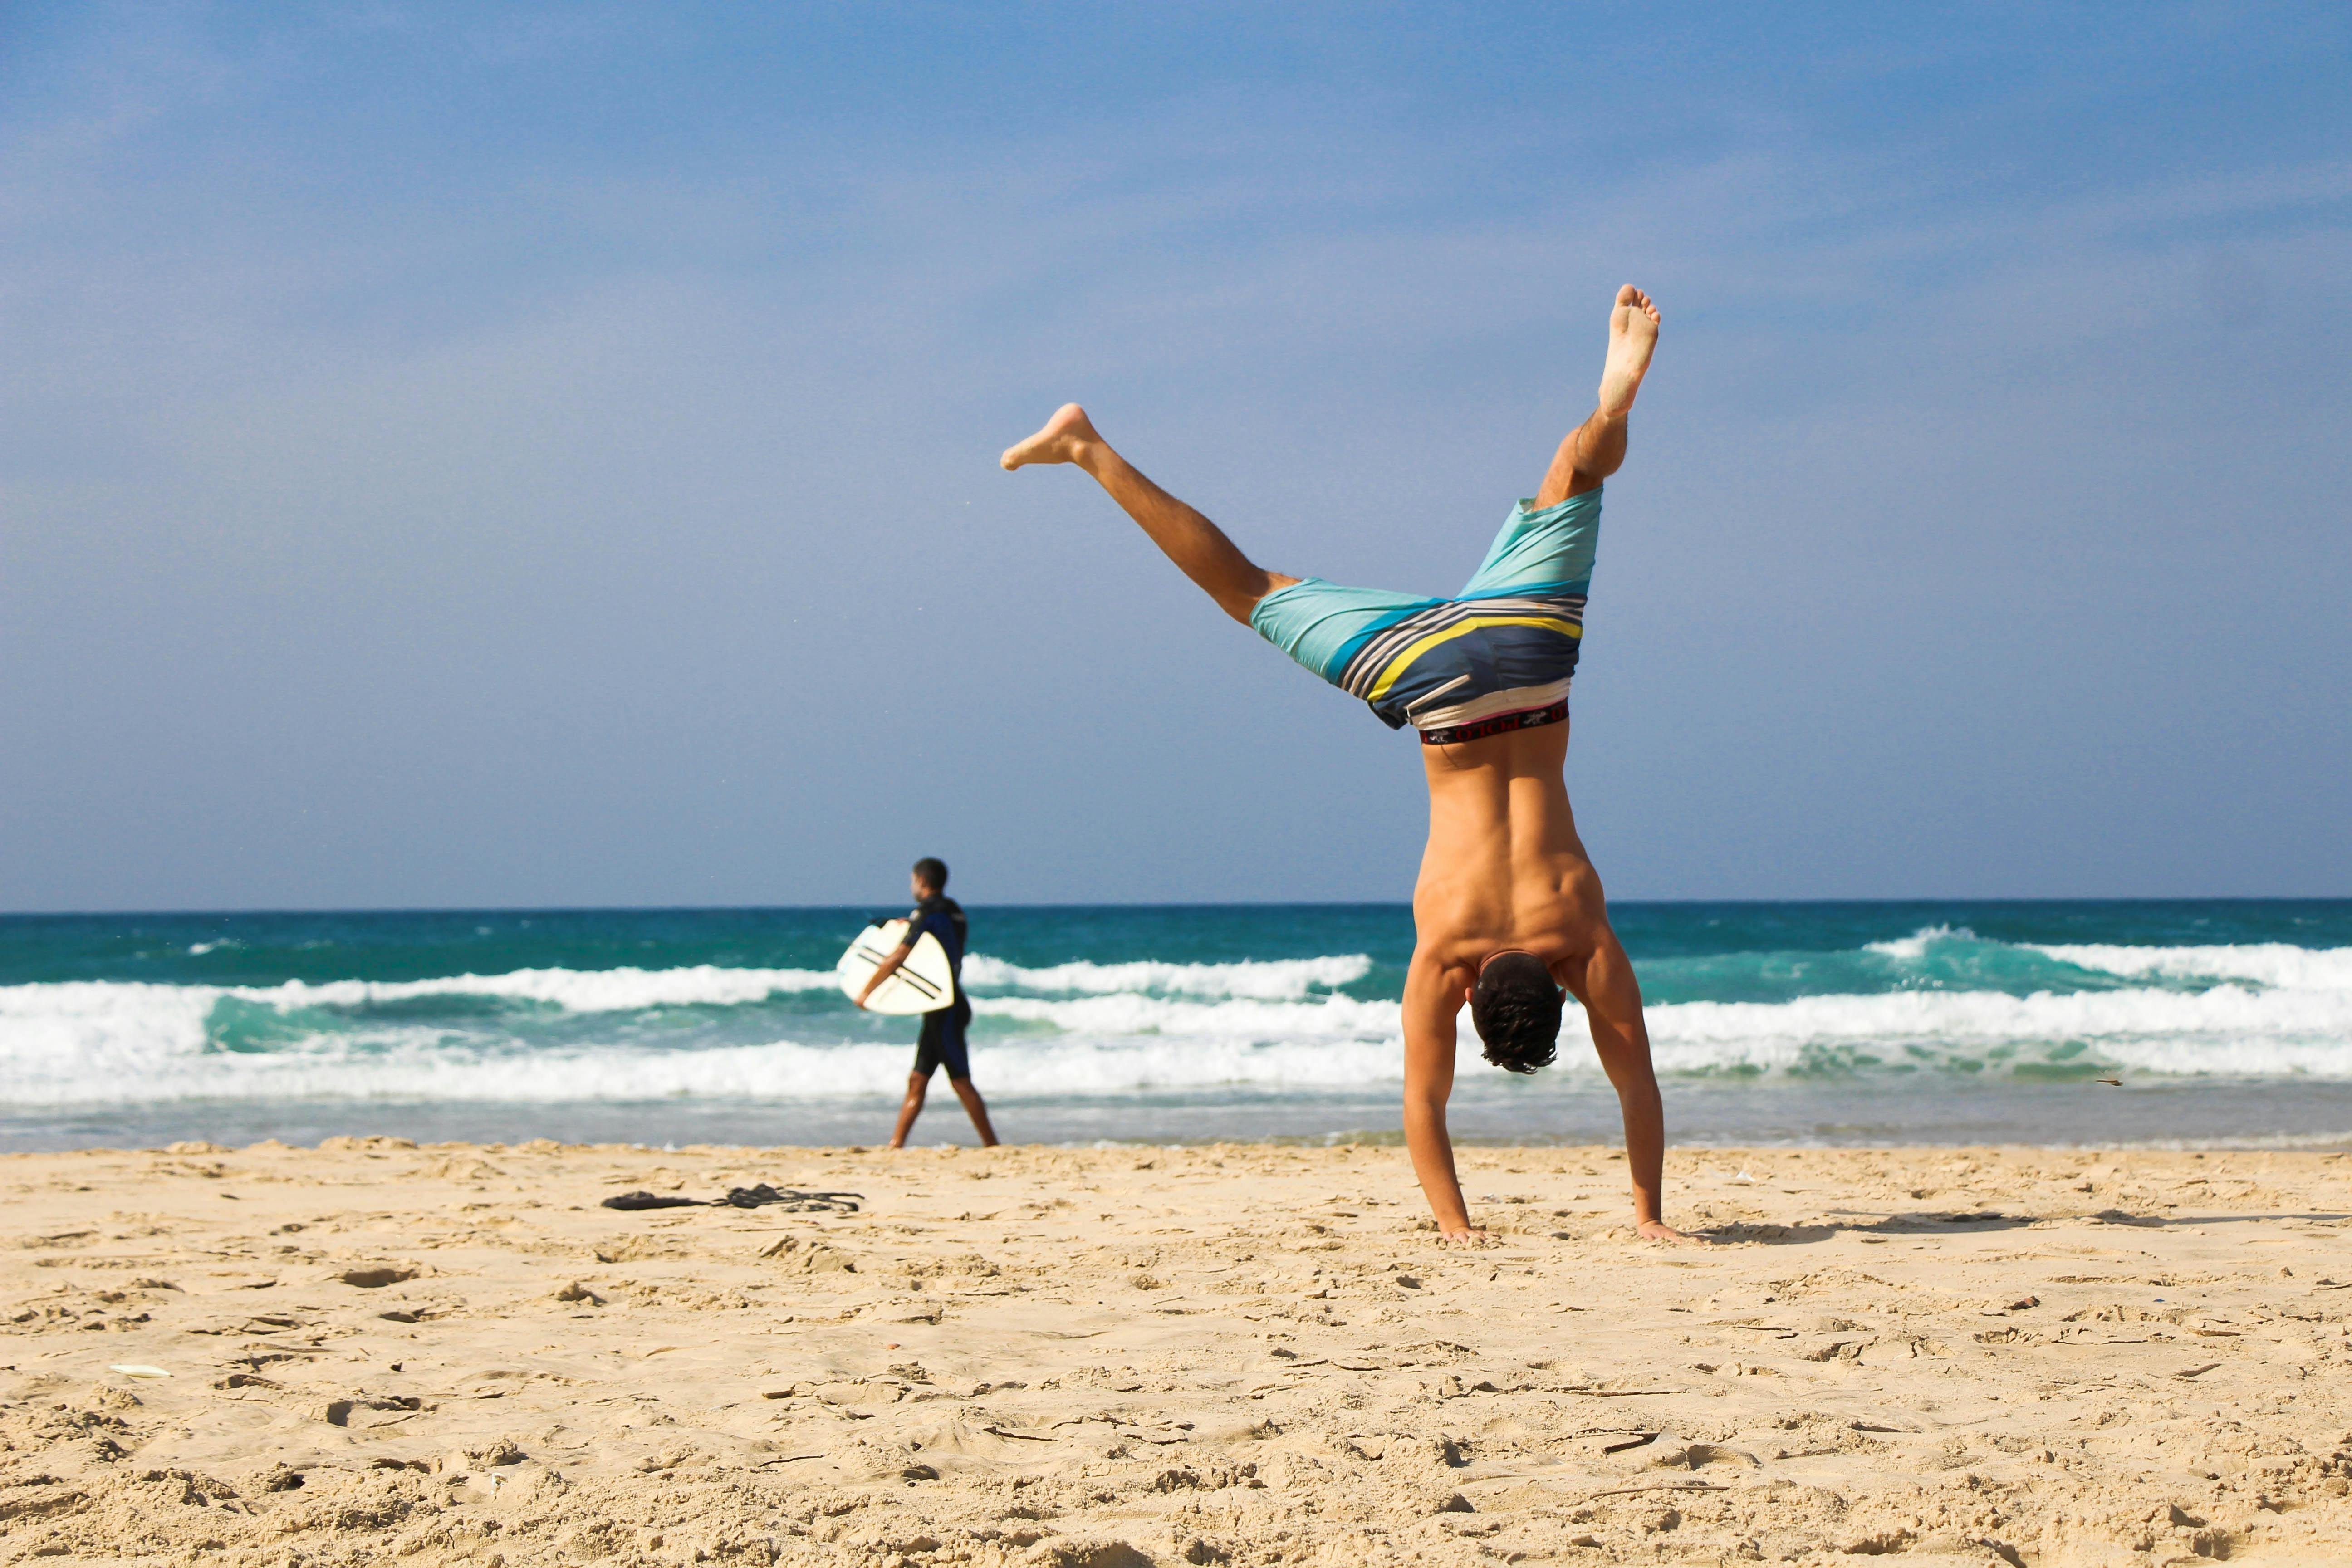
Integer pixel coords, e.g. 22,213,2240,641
909,897,966,932
1405,932,1482,985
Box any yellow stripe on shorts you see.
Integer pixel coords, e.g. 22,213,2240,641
1362,615,1583,706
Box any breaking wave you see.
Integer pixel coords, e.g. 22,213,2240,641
0,928,2346,1108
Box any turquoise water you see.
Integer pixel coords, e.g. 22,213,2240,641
4,901,2349,1151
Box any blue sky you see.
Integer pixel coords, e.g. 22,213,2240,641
2,2,2347,909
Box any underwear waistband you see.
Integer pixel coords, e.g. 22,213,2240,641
1418,699,1568,746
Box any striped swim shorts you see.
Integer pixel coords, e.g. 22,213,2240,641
1248,488,1599,739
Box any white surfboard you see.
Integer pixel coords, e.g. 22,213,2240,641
837,919,957,1015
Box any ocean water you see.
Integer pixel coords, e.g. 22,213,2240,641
3,901,2349,1153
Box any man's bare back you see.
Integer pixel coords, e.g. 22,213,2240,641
1402,720,1681,1241
1003,286,1689,1244
1412,720,1598,972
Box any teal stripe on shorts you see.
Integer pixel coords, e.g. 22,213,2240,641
1249,487,1602,683
1247,579,1438,685
1458,487,1602,600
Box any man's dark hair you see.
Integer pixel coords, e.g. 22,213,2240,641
1470,951,1562,1073
911,857,949,892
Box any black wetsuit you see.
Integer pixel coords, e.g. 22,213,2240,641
906,894,972,1080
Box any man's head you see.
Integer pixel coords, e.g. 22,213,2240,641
911,857,949,899
1467,950,1562,1074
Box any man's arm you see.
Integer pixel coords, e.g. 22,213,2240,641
1401,952,1480,1239
1554,937,1688,1241
853,943,912,1008
853,920,921,1009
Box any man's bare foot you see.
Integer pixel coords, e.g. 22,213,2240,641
1000,402,1101,470
1635,1218,1702,1244
1436,1227,1492,1246
1596,285,1661,420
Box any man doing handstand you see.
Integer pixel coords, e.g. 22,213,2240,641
1002,286,1685,1241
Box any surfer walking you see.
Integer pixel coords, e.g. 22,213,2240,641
1002,286,1685,1241
854,858,1000,1149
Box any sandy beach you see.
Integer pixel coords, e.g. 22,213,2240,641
4,1139,2349,1567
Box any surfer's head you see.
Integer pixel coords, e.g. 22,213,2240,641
911,857,949,898
1468,950,1562,1074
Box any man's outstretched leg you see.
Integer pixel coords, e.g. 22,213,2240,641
1532,285,1661,508
1003,405,1297,623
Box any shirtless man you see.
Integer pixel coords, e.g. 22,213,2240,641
1002,286,1682,1242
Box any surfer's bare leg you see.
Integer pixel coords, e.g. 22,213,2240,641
1002,404,1298,624
1533,286,1660,508
888,1072,929,1149
889,1072,997,1149
950,1077,1000,1147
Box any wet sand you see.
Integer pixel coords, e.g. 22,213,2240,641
4,1139,2349,1566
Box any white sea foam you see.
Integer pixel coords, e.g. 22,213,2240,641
0,1024,1408,1107
0,976,1411,1107
0,982,221,1088
244,965,844,1011
960,953,1371,999
1642,984,2352,1078
2027,942,2352,990
0,955,1372,1028
1866,928,2352,992
970,991,1400,1041
1862,925,1970,960
4,936,2349,1108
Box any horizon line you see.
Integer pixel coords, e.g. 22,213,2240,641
5,893,2350,920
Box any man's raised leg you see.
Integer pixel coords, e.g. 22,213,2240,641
1002,404,1297,624
1532,285,1661,509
